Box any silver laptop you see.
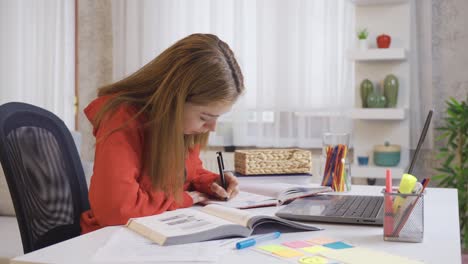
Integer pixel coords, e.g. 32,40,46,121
276,110,433,226
276,194,384,225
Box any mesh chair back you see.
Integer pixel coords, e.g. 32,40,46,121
0,102,89,253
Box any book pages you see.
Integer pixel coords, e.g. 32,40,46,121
202,204,253,226
128,208,234,238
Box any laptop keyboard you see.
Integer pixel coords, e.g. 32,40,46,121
323,196,383,218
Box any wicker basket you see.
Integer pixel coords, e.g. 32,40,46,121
234,149,312,175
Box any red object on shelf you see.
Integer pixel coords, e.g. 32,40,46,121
377,34,391,48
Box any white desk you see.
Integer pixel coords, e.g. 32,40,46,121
12,176,461,264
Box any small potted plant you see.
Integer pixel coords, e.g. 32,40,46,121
357,28,369,50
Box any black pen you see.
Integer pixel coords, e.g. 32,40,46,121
216,152,228,200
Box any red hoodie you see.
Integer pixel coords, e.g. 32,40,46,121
80,96,220,234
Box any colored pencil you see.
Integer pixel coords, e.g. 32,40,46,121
322,144,348,191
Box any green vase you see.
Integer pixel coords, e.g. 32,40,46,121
360,79,374,108
384,74,399,108
367,90,387,108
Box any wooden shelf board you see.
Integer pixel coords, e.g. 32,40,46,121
350,108,406,120
350,0,408,6
351,164,407,179
348,48,407,61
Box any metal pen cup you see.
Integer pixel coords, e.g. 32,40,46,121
382,189,424,243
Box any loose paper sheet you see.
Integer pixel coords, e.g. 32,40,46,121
92,228,231,263
320,247,424,264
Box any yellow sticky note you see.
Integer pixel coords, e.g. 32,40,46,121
273,248,304,258
298,256,329,264
258,245,288,253
302,245,332,254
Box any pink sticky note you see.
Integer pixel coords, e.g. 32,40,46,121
306,237,337,245
281,241,312,248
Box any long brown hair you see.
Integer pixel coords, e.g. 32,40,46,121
93,34,244,202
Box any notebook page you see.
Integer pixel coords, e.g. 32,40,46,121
239,182,303,198
204,191,277,208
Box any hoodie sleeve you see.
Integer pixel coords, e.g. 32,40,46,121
188,146,220,196
88,105,193,227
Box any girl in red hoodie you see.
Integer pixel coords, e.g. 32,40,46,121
80,34,244,234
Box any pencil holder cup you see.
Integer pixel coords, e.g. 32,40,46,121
320,133,351,192
382,189,424,243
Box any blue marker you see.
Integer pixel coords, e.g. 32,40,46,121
236,232,281,250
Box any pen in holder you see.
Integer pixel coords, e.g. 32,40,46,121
382,189,424,243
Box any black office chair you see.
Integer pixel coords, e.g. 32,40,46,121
0,102,89,253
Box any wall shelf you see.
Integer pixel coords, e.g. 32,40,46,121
350,2,412,181
348,48,407,61
350,108,406,120
350,0,408,6
351,164,407,179
352,150,409,179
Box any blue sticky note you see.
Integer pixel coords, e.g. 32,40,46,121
322,241,353,250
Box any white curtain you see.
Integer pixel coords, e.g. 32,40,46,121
112,0,354,148
0,0,75,129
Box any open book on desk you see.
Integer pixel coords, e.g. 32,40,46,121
204,183,332,209
126,204,321,246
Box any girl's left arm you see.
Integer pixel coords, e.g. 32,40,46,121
190,156,219,196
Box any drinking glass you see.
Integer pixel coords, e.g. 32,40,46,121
320,133,351,192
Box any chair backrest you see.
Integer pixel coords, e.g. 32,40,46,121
0,102,89,253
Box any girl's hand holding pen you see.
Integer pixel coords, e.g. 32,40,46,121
210,172,239,200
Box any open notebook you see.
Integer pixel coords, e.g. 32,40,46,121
204,183,332,209
126,204,320,246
